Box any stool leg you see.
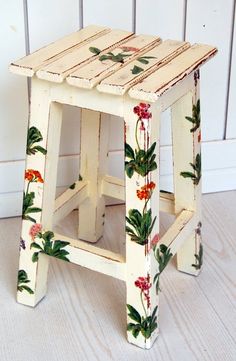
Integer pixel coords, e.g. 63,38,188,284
171,72,202,276
78,109,109,242
17,78,63,306
124,99,161,349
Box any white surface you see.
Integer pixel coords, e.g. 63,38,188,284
1,0,236,218
0,192,236,360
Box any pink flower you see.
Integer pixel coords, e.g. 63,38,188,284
29,223,42,240
151,234,160,248
121,46,139,52
133,103,152,120
135,276,151,291
135,275,152,308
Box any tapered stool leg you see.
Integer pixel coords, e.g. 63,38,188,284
17,78,63,306
124,99,161,349
172,71,202,276
78,109,109,242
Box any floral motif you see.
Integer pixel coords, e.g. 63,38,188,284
31,230,70,262
17,270,34,294
127,275,157,340
125,103,157,179
180,153,201,185
121,46,139,52
27,126,47,156
135,276,151,308
192,222,203,270
185,99,201,133
153,244,172,293
126,208,156,245
192,243,203,270
22,169,44,223
19,238,26,250
131,56,157,75
29,223,42,240
25,169,44,183
136,182,155,201
89,46,156,74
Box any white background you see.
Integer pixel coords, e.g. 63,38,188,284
0,0,236,217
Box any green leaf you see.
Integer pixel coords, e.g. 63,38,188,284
30,242,42,250
125,143,135,159
180,171,196,179
20,285,34,294
89,47,101,55
25,207,42,214
99,54,112,61
32,252,39,262
131,65,144,75
137,57,149,64
127,304,141,323
22,215,37,223
33,145,47,155
125,162,135,178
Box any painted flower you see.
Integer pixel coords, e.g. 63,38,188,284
120,46,139,52
135,276,151,291
133,103,152,120
29,223,42,240
151,233,160,248
25,169,44,183
19,238,26,250
135,275,151,308
198,131,201,143
136,181,156,200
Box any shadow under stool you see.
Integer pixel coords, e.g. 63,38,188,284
10,25,217,349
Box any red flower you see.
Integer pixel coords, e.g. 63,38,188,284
25,169,44,183
29,223,42,240
136,182,156,200
133,103,152,120
198,131,201,143
121,46,139,52
151,233,160,248
135,275,152,308
135,276,151,291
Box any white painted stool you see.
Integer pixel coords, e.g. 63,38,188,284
10,25,217,349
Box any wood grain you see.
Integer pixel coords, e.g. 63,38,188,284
0,191,236,360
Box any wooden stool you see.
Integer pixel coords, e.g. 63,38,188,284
10,25,217,349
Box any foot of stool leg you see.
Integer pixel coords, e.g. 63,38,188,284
17,79,63,306
172,72,202,276
125,99,161,349
78,109,109,242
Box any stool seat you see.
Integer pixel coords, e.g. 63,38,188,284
10,25,216,100
10,25,217,350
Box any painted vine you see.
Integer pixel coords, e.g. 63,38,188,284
180,99,202,185
89,46,156,74
19,124,71,298
17,270,34,295
192,222,203,270
125,103,172,341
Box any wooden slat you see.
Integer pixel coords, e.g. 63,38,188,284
9,25,109,77
66,34,161,89
54,233,126,281
36,29,134,83
101,175,175,214
97,40,190,95
53,181,88,225
129,43,217,102
160,210,196,255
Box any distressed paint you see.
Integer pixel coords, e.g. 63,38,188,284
10,27,216,349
